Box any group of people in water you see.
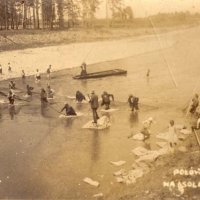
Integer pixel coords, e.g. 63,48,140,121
2,62,200,145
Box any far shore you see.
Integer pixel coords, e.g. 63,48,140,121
0,23,198,52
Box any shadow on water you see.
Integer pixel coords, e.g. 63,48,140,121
91,129,100,162
129,112,139,128
8,105,22,120
64,118,74,128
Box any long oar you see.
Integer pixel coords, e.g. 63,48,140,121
193,130,200,150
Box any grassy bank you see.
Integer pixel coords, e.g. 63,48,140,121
0,23,198,52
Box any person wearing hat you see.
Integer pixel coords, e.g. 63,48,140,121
61,103,77,116
89,91,99,124
128,94,139,112
101,91,114,110
140,117,154,140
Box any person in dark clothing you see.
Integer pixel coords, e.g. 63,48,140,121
128,95,139,112
61,103,77,116
101,91,114,110
40,88,48,103
8,90,15,105
190,94,199,114
89,91,99,124
22,70,25,79
76,90,86,103
27,84,34,96
47,65,51,80
8,63,11,72
146,69,150,77
9,81,16,90
80,62,87,76
0,65,2,74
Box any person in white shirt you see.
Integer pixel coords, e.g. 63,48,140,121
35,69,41,82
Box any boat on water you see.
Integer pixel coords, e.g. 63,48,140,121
73,69,127,80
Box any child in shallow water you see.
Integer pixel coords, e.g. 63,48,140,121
168,120,178,147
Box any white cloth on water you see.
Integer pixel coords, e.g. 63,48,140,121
93,193,103,198
132,146,157,156
59,112,84,119
82,116,111,130
114,169,144,185
131,133,145,141
179,129,191,135
100,108,119,113
83,177,100,187
110,161,126,166
135,146,174,163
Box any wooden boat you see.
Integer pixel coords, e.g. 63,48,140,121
73,69,127,79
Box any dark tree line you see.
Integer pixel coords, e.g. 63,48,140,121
0,0,133,30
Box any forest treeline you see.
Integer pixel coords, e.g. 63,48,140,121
0,0,133,30
0,0,199,31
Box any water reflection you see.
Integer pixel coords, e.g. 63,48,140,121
129,112,139,128
91,129,100,162
8,105,21,120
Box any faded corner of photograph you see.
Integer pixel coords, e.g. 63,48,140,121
0,0,200,199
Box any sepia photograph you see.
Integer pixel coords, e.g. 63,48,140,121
0,0,200,199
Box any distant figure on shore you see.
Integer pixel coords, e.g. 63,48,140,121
8,90,15,105
128,94,139,112
21,70,26,83
61,103,77,116
9,80,16,90
101,91,114,110
89,91,99,124
8,63,11,72
189,94,199,114
47,65,51,80
76,90,86,103
146,69,150,77
0,65,2,74
35,69,41,82
80,62,87,76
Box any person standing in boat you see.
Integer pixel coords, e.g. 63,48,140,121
80,62,87,76
61,103,77,116
89,91,99,124
101,91,114,110
76,90,86,103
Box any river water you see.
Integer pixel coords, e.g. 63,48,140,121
0,27,200,199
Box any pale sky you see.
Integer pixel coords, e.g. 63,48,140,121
97,0,200,18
